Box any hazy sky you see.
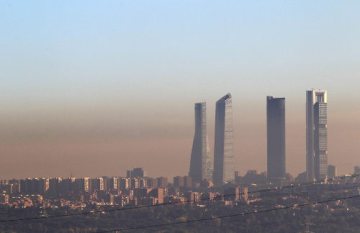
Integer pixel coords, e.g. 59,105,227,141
1,0,359,179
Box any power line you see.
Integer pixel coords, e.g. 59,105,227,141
95,194,360,233
1,174,358,223
0,174,359,223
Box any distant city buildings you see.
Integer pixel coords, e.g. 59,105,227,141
20,178,49,195
156,177,168,188
306,89,328,181
0,172,251,211
266,96,286,183
173,176,192,189
213,93,234,186
189,94,235,186
75,177,90,193
354,166,360,175
1,88,344,213
189,102,212,183
127,168,145,178
187,90,331,186
235,170,267,185
327,165,337,178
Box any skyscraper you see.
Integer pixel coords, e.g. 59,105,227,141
189,102,212,182
267,96,286,183
213,93,234,186
306,89,328,181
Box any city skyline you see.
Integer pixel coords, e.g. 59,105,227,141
1,1,360,179
0,88,358,180
1,1,360,232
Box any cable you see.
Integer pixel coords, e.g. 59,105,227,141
1,174,358,223
0,173,359,223
95,193,360,233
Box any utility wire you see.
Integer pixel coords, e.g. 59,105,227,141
95,193,360,233
0,173,359,223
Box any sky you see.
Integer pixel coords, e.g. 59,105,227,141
0,0,359,179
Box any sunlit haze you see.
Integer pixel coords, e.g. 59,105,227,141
1,0,359,179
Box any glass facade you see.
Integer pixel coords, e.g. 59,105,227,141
306,89,328,181
213,94,234,186
314,102,328,180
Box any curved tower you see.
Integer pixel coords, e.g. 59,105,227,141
189,102,212,183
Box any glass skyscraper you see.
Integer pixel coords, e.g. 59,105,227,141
189,102,212,182
213,93,234,186
306,89,328,181
266,96,286,183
